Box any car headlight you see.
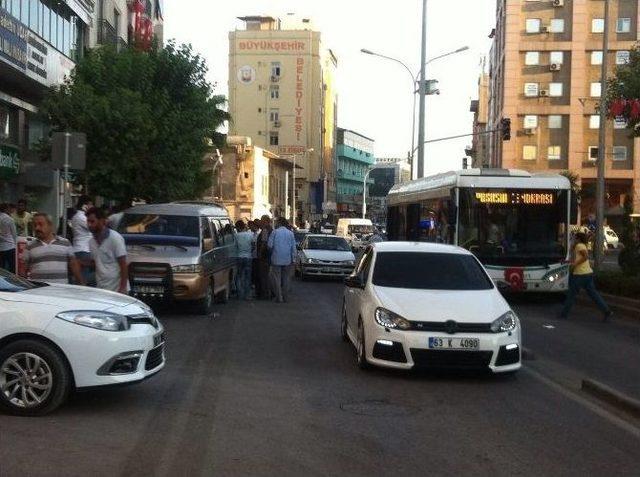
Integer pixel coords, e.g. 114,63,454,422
374,308,412,330
490,311,519,333
56,311,129,332
543,267,568,283
172,264,203,273
305,258,320,264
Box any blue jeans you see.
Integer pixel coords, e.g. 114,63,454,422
561,273,610,317
236,258,253,299
74,251,95,286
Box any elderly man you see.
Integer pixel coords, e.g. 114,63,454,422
267,217,297,303
23,213,84,284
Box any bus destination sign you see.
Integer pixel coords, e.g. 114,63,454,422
475,191,555,205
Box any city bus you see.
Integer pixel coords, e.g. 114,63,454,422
386,169,572,292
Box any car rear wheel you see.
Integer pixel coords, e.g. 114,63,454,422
356,319,369,370
0,339,71,416
341,302,349,342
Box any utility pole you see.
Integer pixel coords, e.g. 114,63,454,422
595,0,610,271
417,0,428,178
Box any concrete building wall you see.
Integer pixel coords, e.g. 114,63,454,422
488,0,640,221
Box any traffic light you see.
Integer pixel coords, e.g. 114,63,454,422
501,118,511,141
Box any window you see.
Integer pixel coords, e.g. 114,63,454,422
616,51,630,65
29,0,39,32
614,117,627,129
525,52,540,65
269,133,279,145
612,146,627,161
523,145,537,161
616,18,631,33
589,115,600,129
591,51,603,65
114,9,121,39
588,146,599,161
372,252,493,291
524,83,539,97
592,18,605,33
549,83,563,97
270,85,280,99
216,219,235,245
271,62,281,77
526,18,541,33
549,19,565,33
550,51,564,64
523,115,538,128
590,82,602,97
548,146,562,161
548,115,562,129
269,109,279,122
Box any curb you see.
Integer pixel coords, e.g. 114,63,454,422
581,378,640,419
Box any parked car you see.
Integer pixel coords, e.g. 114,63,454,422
296,235,356,280
336,218,374,251
118,203,236,314
0,269,164,415
341,242,521,373
293,229,310,246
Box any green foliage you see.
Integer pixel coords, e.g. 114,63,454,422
41,41,229,203
595,271,640,298
606,47,640,136
617,194,640,276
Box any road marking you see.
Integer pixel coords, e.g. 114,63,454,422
542,324,555,329
523,366,640,438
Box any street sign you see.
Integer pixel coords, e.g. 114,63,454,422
51,132,87,170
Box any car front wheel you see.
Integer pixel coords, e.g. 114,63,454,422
0,339,71,416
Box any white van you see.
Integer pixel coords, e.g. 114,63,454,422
336,218,374,250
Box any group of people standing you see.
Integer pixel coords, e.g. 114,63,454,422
234,215,297,303
0,196,129,294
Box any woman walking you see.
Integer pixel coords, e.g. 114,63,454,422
560,232,612,321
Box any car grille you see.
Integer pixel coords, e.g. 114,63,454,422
408,321,493,333
410,349,493,368
145,344,165,370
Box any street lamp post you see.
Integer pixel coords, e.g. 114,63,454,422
360,46,469,179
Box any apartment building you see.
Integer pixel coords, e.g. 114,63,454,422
335,128,374,216
228,15,338,224
488,0,640,222
469,72,490,168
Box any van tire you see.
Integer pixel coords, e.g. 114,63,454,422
193,281,214,315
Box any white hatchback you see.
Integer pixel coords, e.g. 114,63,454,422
341,242,521,373
0,270,165,416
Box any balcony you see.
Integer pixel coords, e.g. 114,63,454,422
98,20,124,50
336,145,375,165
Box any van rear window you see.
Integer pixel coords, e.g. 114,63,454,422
119,214,200,238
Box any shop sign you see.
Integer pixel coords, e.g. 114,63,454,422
0,143,20,179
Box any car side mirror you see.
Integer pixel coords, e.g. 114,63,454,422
344,275,365,289
203,238,214,252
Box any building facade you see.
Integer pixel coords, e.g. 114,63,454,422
366,157,411,222
488,0,640,224
336,128,375,216
0,0,163,219
228,15,338,225
469,72,490,168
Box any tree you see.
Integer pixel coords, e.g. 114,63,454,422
41,41,229,203
606,47,640,134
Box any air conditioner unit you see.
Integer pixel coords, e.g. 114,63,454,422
270,75,280,82
550,63,562,71
524,128,537,135
273,120,281,128
540,26,549,33
539,89,550,97
552,0,564,7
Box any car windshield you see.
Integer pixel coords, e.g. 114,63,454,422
348,225,373,234
306,236,351,251
118,214,200,238
0,269,40,292
372,252,494,290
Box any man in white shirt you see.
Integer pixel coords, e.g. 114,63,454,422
71,195,94,284
235,220,256,300
0,203,17,273
86,207,129,294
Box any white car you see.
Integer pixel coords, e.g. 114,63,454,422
341,242,521,373
604,226,620,249
296,235,356,279
0,270,165,416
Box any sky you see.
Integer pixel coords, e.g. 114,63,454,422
164,0,496,176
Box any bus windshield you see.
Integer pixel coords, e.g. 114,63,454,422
458,188,568,266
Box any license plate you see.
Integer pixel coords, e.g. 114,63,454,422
428,337,480,350
134,285,165,295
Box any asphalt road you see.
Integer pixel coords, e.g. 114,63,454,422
1,280,639,477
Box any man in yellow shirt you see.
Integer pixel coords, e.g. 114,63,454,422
560,232,612,320
11,199,32,237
